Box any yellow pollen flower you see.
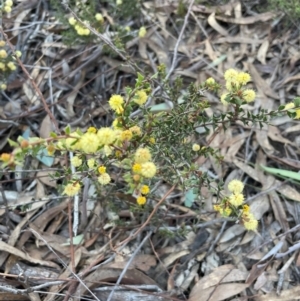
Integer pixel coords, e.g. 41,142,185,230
98,173,111,185
133,174,141,182
0,153,11,162
3,6,11,13
224,69,238,82
137,196,146,205
206,77,215,85
68,17,77,26
80,132,99,153
149,137,155,144
109,94,124,114
15,50,22,58
134,90,148,106
243,89,256,102
0,83,7,90
98,165,106,174
97,127,116,146
71,156,82,167
120,130,133,141
228,179,244,194
129,125,142,136
0,50,8,58
237,72,251,85
7,62,16,71
47,145,55,156
0,41,6,47
138,26,147,38
63,182,81,196
0,62,6,71
228,193,244,207
141,162,157,178
134,148,152,163
140,185,150,195
87,127,97,133
192,143,200,151
95,13,104,23
132,163,142,173
284,102,295,110
87,158,95,169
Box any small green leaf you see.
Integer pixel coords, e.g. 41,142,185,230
293,97,300,107
278,105,285,111
50,132,57,138
7,139,19,148
61,234,84,246
64,124,71,135
260,165,300,182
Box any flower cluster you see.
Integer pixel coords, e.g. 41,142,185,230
2,0,13,13
0,40,22,90
214,179,258,231
68,17,91,36
221,69,256,105
283,102,300,119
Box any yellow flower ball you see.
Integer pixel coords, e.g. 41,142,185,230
80,132,99,153
0,49,8,58
87,126,97,133
192,143,200,151
15,50,22,58
97,127,116,146
5,0,13,6
98,173,111,185
243,89,256,102
206,77,215,85
134,90,148,106
71,156,82,167
0,153,11,162
98,165,106,174
140,185,150,195
141,162,157,178
63,182,81,196
120,130,133,141
137,196,146,205
237,72,251,85
77,28,85,36
284,102,295,110
68,17,77,26
102,145,113,156
0,41,6,47
224,68,238,82
95,13,104,23
87,158,95,169
228,179,244,194
129,125,142,136
82,28,90,36
7,61,16,71
242,213,258,231
108,94,124,114
228,193,244,207
0,62,6,70
138,26,147,38
134,148,152,163
244,219,258,231
0,83,7,90
3,6,12,13
132,163,142,173
116,0,123,5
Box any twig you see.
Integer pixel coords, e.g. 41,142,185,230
106,231,153,301
166,0,195,80
0,28,60,134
